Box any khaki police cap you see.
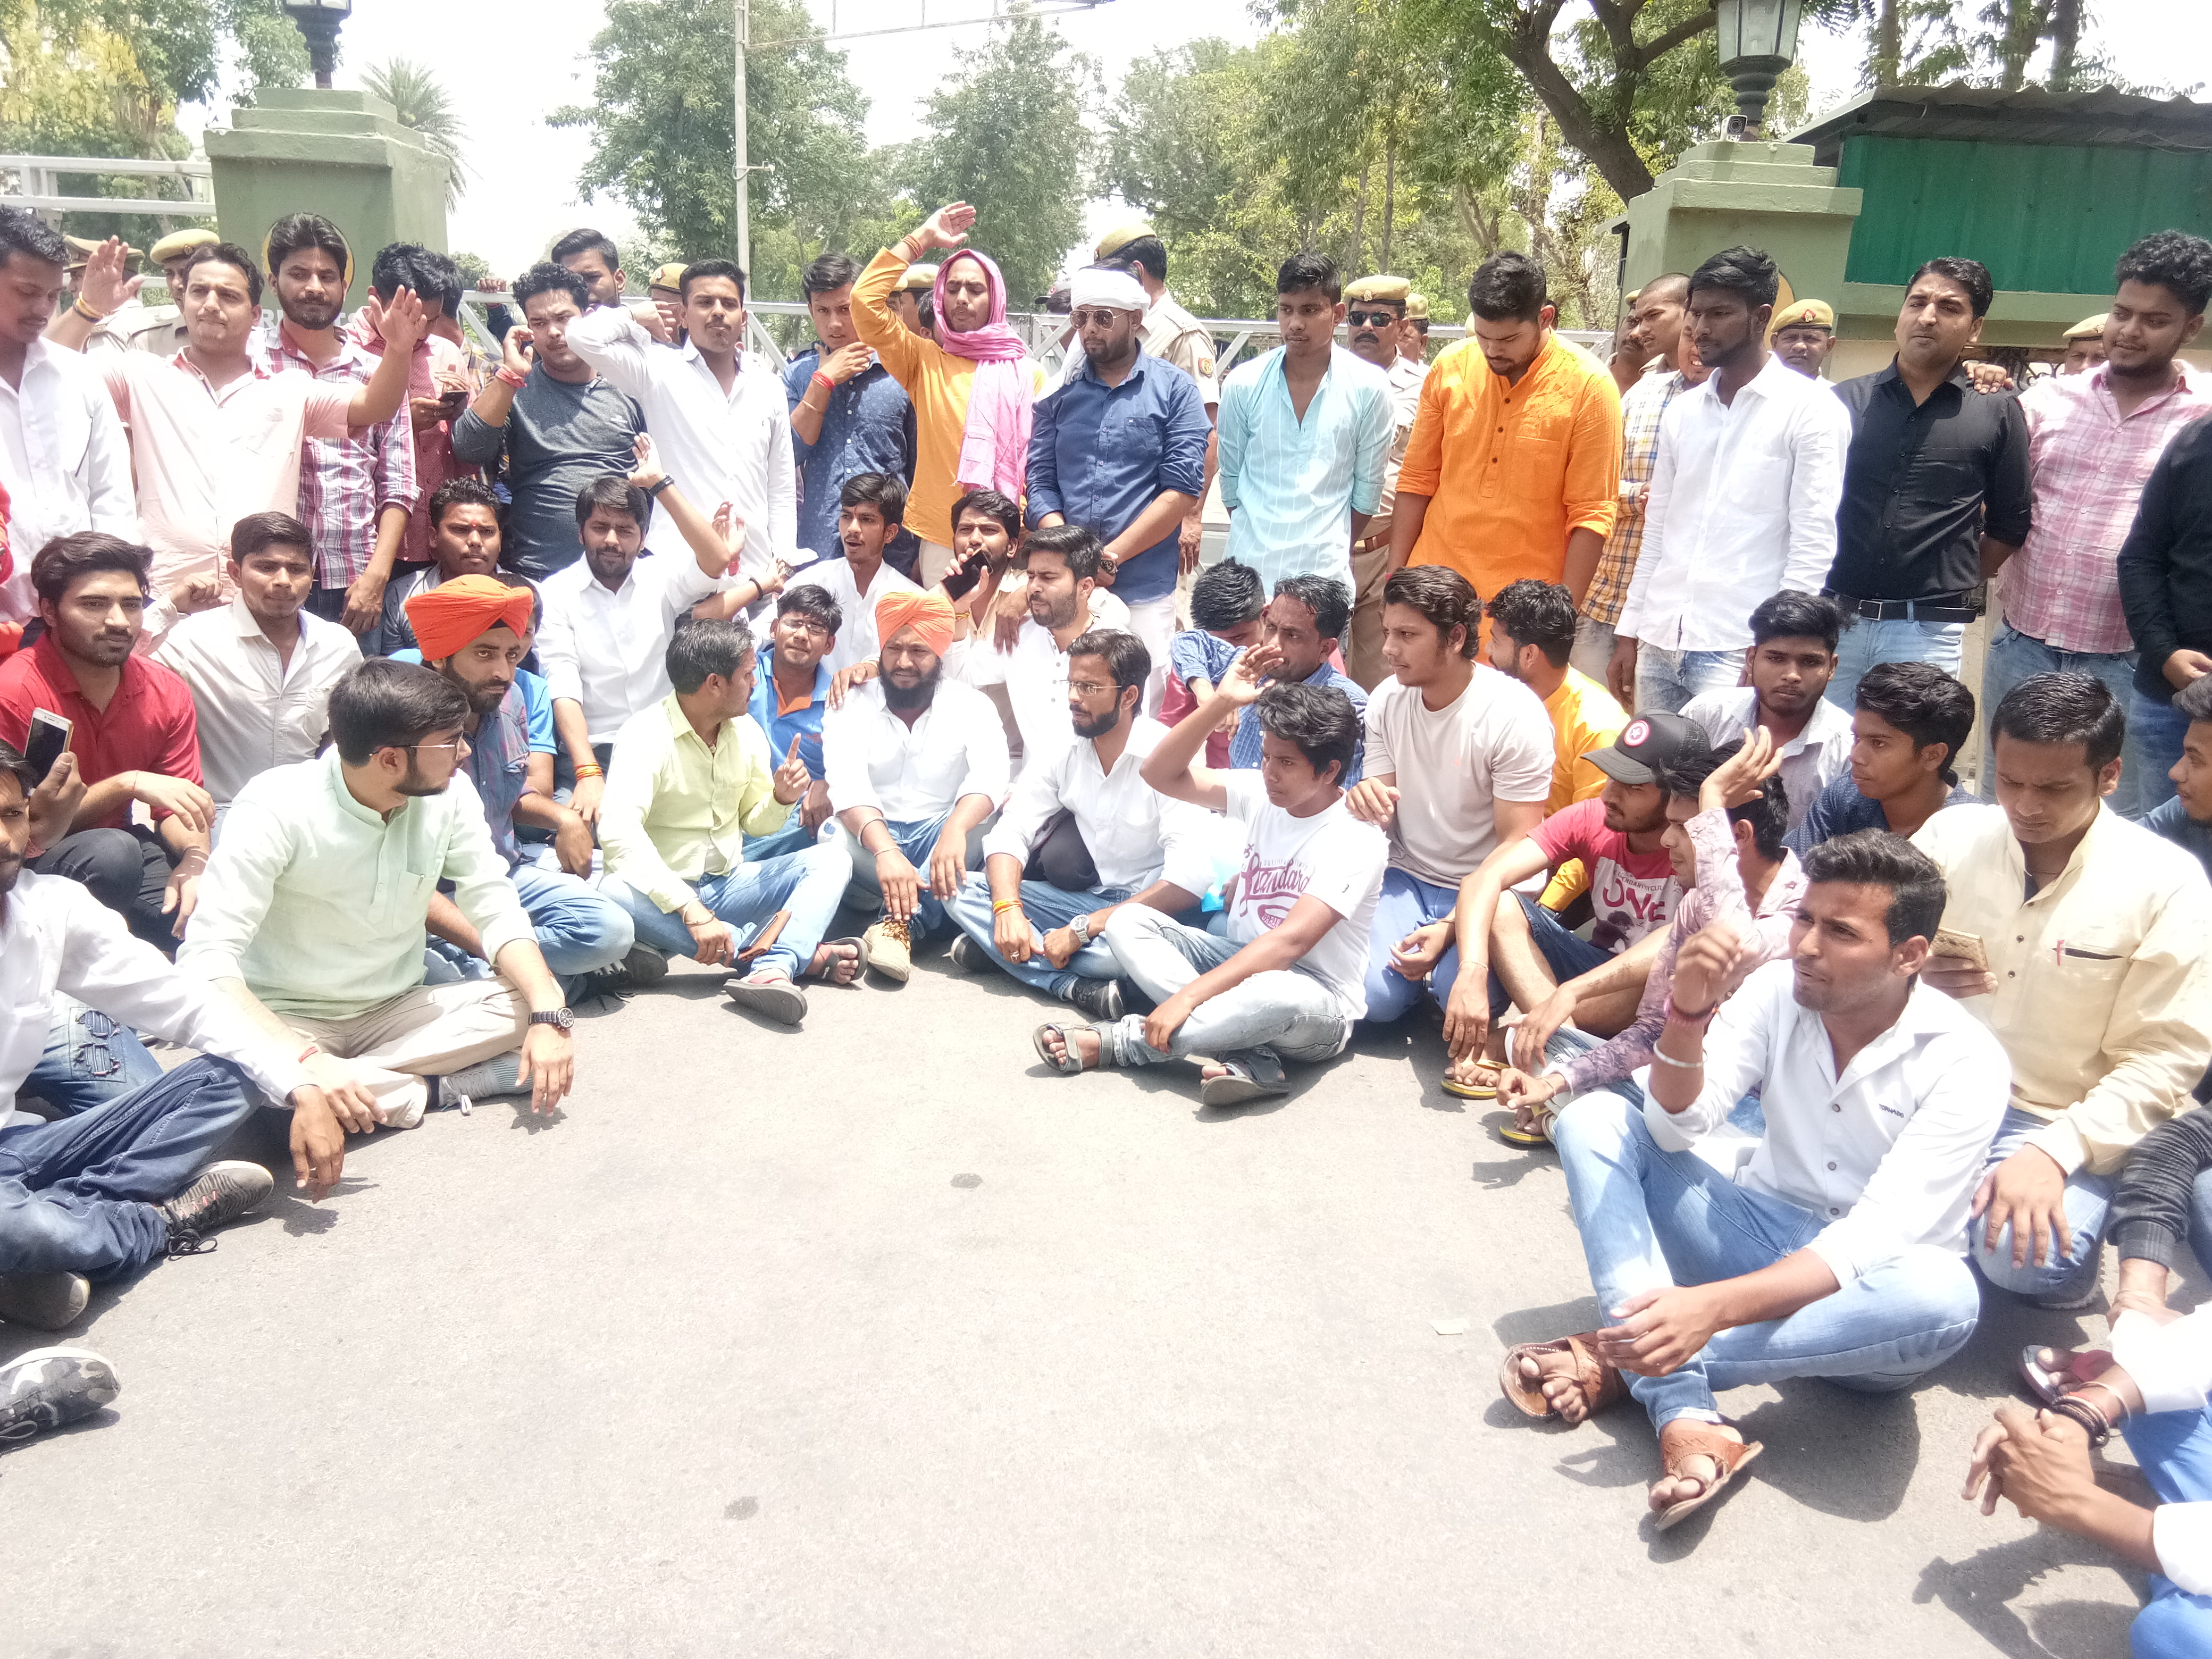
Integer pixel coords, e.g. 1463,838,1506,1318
148,228,216,266
1345,274,1412,305
648,262,689,292
1771,298,1836,332
902,263,939,292
2063,312,2108,341
1405,293,1430,322
1094,220,1155,260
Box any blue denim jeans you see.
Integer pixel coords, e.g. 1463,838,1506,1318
743,820,823,863
1825,616,1966,710
950,873,1133,999
0,1057,256,1278
1633,645,1745,717
1095,907,1351,1070
21,996,162,1116
1981,623,2141,816
837,811,986,941
2123,1405,2212,1657
1362,868,1464,1023
1972,1105,2112,1302
2130,691,2192,817
1549,1090,1982,1429
601,840,847,982
1487,890,1612,1017
423,866,636,1001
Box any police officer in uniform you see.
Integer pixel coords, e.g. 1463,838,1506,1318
1402,291,1433,372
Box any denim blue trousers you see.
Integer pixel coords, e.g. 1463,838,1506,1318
1971,1105,2113,1303
836,811,984,941
602,840,848,982
1633,645,1746,717
1981,624,2141,816
2123,1405,2212,1658
1362,868,1464,1023
950,873,1134,999
2130,691,2192,817
22,995,162,1116
1825,616,1966,710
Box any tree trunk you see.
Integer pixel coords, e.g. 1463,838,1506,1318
1996,0,2049,93
1351,162,1369,271
1454,182,1503,258
1496,31,1655,202
2048,0,2082,90
1872,0,1902,88
1379,131,1397,274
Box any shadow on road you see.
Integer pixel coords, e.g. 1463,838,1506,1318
1915,1531,2143,1657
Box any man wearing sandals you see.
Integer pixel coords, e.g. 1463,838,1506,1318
597,618,861,1025
1504,830,2006,1529
1032,648,1384,1109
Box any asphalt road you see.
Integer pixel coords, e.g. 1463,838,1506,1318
2,925,2158,1657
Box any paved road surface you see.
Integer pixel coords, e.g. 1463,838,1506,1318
3,934,2156,1656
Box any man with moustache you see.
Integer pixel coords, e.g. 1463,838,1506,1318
374,479,506,656
786,471,920,676
1343,274,1428,689
956,524,1134,773
550,229,628,311
948,627,1213,1020
257,214,418,636
1680,592,1854,835
1770,298,1838,380
1231,574,1368,781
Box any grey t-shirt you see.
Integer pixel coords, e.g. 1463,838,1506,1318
452,367,643,581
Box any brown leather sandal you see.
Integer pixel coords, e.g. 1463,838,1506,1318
1653,1420,1763,1531
1499,1333,1625,1421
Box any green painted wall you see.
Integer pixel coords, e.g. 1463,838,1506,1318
1618,141,1863,323
1838,133,2212,295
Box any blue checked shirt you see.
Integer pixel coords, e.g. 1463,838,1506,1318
1217,345,1393,597
1026,347,1210,605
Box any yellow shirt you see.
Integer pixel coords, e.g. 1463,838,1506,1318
1543,667,1626,814
1399,333,1623,599
598,695,793,915
1913,803,2212,1176
853,249,1045,548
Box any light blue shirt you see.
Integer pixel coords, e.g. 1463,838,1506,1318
1216,344,1393,596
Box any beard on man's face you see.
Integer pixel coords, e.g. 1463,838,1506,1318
882,660,942,710
0,847,21,896
394,758,453,799
1071,701,1121,740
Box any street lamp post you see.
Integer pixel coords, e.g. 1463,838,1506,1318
734,0,751,280
282,0,354,92
1714,0,1803,136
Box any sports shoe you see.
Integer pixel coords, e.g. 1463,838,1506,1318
436,1052,526,1113
725,969,808,1026
0,1346,119,1443
156,1161,274,1256
948,933,992,974
1063,977,1125,1021
617,944,669,986
0,1272,89,1331
862,916,914,982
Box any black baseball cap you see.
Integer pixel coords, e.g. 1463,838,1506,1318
1587,713,1708,785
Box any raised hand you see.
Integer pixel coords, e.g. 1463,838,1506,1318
916,202,978,252
772,736,810,806
626,433,665,492
77,237,144,317
1217,641,1282,708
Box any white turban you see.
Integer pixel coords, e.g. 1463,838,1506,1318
1070,265,1149,314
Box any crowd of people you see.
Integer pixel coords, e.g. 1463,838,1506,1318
5,192,2212,1644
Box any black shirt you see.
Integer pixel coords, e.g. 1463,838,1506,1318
2118,413,2212,703
1826,361,2033,602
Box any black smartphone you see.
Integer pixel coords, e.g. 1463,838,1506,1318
23,708,70,781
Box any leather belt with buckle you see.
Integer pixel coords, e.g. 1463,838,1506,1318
1825,590,1979,624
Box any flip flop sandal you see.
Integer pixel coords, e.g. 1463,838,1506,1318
1033,1021,1113,1076
2020,1343,2096,1406
1498,1333,1625,1421
1654,1421,1763,1531
1200,1053,1292,1109
1496,1102,1557,1149
724,972,808,1027
1442,1062,1502,1101
806,936,865,985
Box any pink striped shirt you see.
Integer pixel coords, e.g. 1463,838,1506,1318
265,329,418,591
2005,363,2212,654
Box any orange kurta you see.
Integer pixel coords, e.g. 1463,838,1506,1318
1399,332,1623,602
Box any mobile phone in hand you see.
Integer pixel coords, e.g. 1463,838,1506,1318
23,708,70,781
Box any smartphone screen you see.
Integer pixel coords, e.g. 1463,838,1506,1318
23,708,70,781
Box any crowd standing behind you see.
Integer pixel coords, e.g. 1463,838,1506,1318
5,192,2212,1648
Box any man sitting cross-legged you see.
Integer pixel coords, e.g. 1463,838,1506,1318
1414,714,1703,1099
1502,830,2007,1531
1036,650,1387,1109
597,618,860,1025
822,589,1009,982
398,576,636,998
1679,592,1853,837
1785,661,1977,853
0,736,350,1339
1493,731,1806,1149
948,628,1214,1019
177,659,576,1144
742,584,843,862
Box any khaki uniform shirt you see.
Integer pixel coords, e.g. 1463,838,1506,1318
1365,354,1430,549
1142,291,1219,407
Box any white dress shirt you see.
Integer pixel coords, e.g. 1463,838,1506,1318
1,870,307,1126
564,305,797,581
951,590,1132,772
538,552,733,744
2106,1304,2212,1593
0,337,137,619
982,714,1217,894
1679,684,1855,834
1616,354,1850,652
154,596,363,805
822,677,1010,823
788,556,922,675
1649,959,2011,1286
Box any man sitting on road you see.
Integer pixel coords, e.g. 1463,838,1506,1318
1786,661,1977,852
1484,577,1624,814
597,618,860,1026
1502,830,2007,1532
1493,732,1805,1149
374,477,505,656
786,471,921,676
1033,656,1385,1109
743,584,843,862
1680,592,1853,836
2142,673,2212,883
1163,559,1268,768
954,524,1131,773
398,576,636,999
1418,715,1703,1097
1351,566,1554,1027
1228,575,1368,781
822,589,1010,982
949,628,1213,1020
178,659,576,1135
1914,673,2212,1308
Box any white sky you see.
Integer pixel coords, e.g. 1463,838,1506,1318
180,0,2210,280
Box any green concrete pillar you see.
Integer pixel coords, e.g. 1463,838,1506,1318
205,89,448,311
1618,139,1863,317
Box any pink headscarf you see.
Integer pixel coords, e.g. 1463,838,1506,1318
934,250,1033,503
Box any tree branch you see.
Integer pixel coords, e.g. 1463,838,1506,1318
1633,7,1721,72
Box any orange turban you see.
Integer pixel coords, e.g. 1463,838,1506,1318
875,588,956,657
407,574,534,663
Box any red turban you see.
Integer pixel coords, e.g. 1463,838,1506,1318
406,574,534,663
875,589,957,657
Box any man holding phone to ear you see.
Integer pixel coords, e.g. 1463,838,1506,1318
1914,672,2212,1309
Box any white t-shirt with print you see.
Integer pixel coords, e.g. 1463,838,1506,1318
1220,772,1389,1019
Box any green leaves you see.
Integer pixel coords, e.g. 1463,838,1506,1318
362,57,468,211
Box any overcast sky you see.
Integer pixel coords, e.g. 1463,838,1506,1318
185,0,2209,281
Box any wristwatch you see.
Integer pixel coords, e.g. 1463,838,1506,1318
1072,913,1093,945
530,1008,575,1032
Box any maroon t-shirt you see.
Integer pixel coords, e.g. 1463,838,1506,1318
0,634,203,828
